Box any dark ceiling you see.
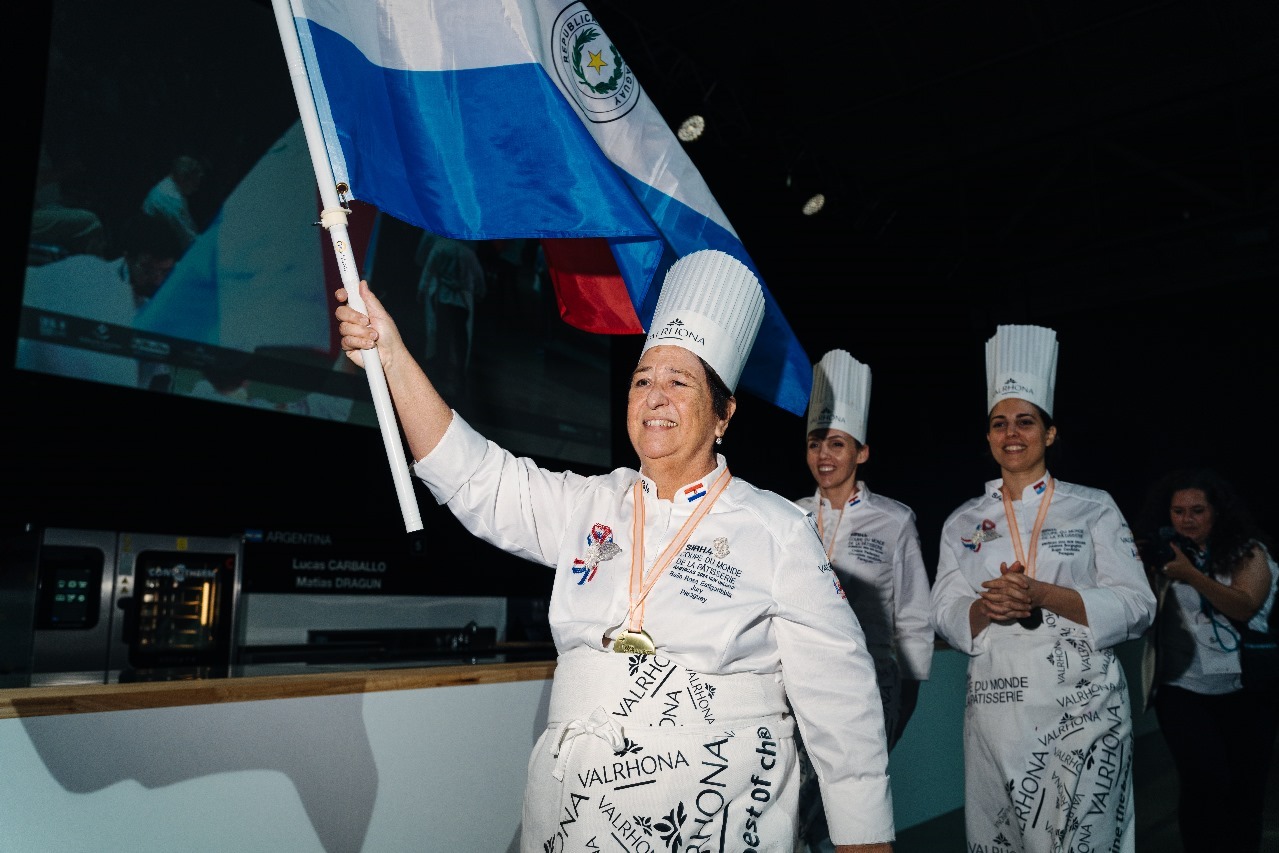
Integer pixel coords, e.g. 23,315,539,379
590,0,1279,328
582,0,1279,527
9,1,1279,541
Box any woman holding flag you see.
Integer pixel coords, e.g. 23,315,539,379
334,249,894,852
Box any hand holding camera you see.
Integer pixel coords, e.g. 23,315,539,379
1145,526,1201,581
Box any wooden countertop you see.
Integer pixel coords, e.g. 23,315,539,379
0,659,556,721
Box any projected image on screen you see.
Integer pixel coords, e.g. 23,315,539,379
17,0,612,469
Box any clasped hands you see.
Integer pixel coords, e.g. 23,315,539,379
978,561,1039,622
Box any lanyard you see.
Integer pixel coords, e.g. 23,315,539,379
1001,477,1055,578
624,469,732,634
816,491,856,562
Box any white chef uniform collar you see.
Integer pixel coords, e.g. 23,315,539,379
639,455,729,506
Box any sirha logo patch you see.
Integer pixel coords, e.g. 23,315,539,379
551,3,640,124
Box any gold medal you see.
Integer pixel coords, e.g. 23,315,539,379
612,629,656,655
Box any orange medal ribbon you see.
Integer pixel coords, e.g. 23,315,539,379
816,491,856,562
1000,476,1055,578
609,468,732,654
1000,476,1055,628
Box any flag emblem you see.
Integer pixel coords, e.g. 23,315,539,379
552,4,639,122
684,482,708,502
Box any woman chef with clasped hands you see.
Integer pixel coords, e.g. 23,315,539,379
929,324,1155,853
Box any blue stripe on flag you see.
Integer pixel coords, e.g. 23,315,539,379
306,23,657,244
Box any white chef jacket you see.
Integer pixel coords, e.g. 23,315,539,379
931,475,1155,654
795,483,934,681
414,412,895,845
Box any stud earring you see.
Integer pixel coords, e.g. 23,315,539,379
715,436,723,445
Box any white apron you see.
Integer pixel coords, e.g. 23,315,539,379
524,647,800,853
964,614,1135,853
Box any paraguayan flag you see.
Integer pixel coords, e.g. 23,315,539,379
280,0,812,414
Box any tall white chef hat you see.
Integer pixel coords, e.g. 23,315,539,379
640,249,765,393
985,324,1059,416
806,349,872,444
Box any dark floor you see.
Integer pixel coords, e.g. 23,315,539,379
895,729,1279,852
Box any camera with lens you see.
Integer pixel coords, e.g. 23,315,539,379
1145,525,1199,567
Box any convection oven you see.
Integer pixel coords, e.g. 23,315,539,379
21,527,242,685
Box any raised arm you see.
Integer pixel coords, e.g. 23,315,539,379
335,279,453,462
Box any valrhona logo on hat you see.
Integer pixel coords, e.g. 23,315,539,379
647,317,706,347
985,325,1059,416
806,349,871,443
641,250,764,393
997,377,1033,397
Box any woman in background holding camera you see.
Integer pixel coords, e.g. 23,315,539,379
1136,467,1279,853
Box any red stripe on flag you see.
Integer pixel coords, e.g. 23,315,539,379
541,238,643,334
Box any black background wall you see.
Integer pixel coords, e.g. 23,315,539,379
8,2,1279,592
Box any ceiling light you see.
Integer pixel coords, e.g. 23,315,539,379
801,193,826,216
677,115,705,142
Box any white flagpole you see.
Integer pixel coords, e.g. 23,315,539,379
270,0,424,533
